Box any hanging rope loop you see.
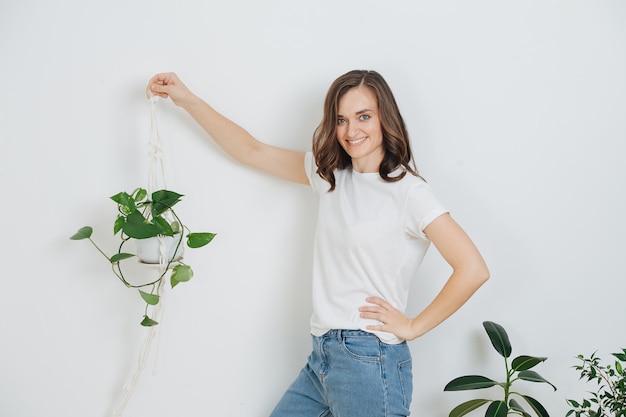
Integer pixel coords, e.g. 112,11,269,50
148,96,167,195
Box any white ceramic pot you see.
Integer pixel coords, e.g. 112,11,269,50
134,235,184,264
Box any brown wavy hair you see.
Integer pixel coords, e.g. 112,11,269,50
312,70,418,191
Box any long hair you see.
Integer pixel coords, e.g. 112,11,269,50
312,70,418,191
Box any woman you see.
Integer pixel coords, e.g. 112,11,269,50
147,70,489,417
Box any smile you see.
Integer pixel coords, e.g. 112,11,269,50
347,137,367,146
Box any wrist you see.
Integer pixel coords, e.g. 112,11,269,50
409,318,428,340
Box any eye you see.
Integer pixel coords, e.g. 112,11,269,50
359,114,371,121
337,118,346,125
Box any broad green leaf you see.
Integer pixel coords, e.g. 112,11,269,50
187,232,216,248
509,399,531,417
153,216,174,236
444,375,499,391
485,400,508,417
519,370,557,391
512,355,547,371
522,395,549,417
151,190,183,216
139,290,159,305
113,215,124,235
122,211,160,239
134,188,147,203
448,399,491,417
171,264,193,288
110,191,136,214
110,253,135,263
483,321,512,358
140,315,159,326
70,226,93,240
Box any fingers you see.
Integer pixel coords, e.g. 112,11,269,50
359,297,399,327
364,296,390,309
145,72,177,100
359,296,417,341
145,72,193,106
359,297,390,322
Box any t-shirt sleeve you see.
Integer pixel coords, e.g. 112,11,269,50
305,151,331,193
404,181,448,240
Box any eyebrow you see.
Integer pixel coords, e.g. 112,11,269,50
337,109,374,117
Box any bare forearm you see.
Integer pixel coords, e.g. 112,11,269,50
410,267,489,339
180,94,261,166
148,72,308,183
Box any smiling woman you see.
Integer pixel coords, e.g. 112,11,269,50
312,70,419,192
147,69,489,417
335,86,385,173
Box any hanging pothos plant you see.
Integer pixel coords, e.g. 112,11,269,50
70,188,216,327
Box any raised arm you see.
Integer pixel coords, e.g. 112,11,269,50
147,73,309,185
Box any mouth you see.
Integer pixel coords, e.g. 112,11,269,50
346,137,367,146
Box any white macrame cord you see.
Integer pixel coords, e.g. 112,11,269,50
112,96,171,417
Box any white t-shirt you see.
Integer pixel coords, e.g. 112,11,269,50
304,152,448,344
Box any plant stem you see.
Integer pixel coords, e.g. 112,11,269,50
504,356,511,405
88,238,111,261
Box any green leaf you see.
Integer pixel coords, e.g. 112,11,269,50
512,355,548,371
70,226,93,240
113,215,125,235
448,399,491,417
134,188,147,203
153,216,174,236
139,290,160,305
122,211,160,239
110,191,136,214
566,399,580,408
444,375,499,391
110,253,135,263
485,400,508,417
522,395,549,417
613,350,626,362
519,370,557,391
171,264,193,288
616,359,623,375
140,315,159,326
483,321,512,358
187,232,216,248
509,399,531,417
151,190,183,217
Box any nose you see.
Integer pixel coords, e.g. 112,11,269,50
347,121,361,138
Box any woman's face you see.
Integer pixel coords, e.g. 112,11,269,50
335,86,384,173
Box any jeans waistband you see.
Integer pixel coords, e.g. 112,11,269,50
322,329,375,340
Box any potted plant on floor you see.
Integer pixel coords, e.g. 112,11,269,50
566,348,626,417
444,321,557,417
70,187,216,326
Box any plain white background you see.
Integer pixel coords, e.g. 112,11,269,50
1,1,625,416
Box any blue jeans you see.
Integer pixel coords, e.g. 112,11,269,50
269,330,413,417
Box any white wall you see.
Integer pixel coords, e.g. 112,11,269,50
1,1,625,416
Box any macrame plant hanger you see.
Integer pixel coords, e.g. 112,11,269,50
112,95,170,417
